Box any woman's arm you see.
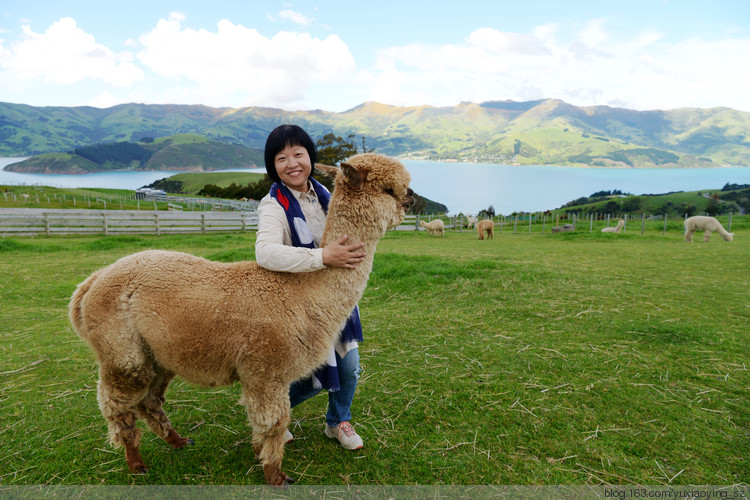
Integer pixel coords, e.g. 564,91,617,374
255,195,366,272
255,196,326,272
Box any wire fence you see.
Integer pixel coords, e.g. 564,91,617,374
0,208,740,237
408,212,739,236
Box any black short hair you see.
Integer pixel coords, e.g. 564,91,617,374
264,124,318,184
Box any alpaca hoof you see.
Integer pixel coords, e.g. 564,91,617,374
166,429,193,449
264,464,294,486
131,465,149,475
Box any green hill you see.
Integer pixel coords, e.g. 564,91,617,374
4,133,263,174
1,99,749,167
556,184,750,217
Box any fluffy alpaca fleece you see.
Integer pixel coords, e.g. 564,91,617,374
69,153,413,486
419,219,444,236
684,215,734,242
465,215,477,229
477,219,494,240
601,219,625,233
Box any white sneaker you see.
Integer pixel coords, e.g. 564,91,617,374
284,429,294,444
324,421,363,450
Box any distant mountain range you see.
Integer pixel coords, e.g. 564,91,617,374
1,99,749,168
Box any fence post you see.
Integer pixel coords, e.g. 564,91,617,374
242,213,247,232
641,213,646,235
542,213,546,234
513,214,518,234
528,213,532,233
589,213,594,233
44,212,50,236
103,214,108,236
201,213,206,233
663,214,668,236
623,214,627,233
728,212,733,232
155,213,160,236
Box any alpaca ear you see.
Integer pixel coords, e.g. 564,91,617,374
315,163,339,179
339,162,366,189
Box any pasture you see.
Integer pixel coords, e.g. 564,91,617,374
0,226,747,485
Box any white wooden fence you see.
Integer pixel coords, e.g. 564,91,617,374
0,209,259,236
0,209,424,236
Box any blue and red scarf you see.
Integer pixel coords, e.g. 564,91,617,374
270,178,363,391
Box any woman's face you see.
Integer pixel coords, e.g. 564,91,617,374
274,143,312,192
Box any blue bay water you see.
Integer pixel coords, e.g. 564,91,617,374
2,157,749,215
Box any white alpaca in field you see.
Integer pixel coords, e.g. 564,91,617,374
420,219,445,236
684,215,734,242
601,219,624,233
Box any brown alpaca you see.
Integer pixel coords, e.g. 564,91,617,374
477,219,494,240
69,154,413,485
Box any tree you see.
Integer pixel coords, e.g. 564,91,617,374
705,195,720,216
478,205,495,218
681,202,697,217
621,196,643,213
316,133,360,166
315,133,373,191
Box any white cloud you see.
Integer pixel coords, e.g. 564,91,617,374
367,24,750,112
278,9,313,26
135,13,355,107
0,17,143,87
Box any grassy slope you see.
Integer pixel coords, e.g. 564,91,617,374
165,171,266,194
0,227,747,485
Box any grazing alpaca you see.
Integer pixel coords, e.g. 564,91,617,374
601,219,625,233
684,215,734,242
420,219,445,236
477,219,494,240
69,153,413,485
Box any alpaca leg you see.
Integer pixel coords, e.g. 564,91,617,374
685,229,694,242
703,230,711,242
241,383,293,485
97,365,153,473
137,367,192,449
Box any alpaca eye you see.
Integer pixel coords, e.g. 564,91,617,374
384,188,395,196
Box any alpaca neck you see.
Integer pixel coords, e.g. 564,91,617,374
319,196,383,296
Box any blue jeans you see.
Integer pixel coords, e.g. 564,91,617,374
289,348,360,426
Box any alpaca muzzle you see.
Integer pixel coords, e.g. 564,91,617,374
403,188,415,209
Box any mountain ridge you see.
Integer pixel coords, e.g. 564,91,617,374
1,99,748,168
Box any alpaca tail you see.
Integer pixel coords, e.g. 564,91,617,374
68,269,103,340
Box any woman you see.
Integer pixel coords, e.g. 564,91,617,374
255,124,366,450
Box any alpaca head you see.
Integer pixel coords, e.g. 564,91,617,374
726,232,735,241
317,153,414,235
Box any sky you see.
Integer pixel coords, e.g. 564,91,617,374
1,0,749,113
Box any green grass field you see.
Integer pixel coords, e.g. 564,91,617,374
0,227,747,486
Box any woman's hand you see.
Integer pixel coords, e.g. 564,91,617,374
322,234,366,269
